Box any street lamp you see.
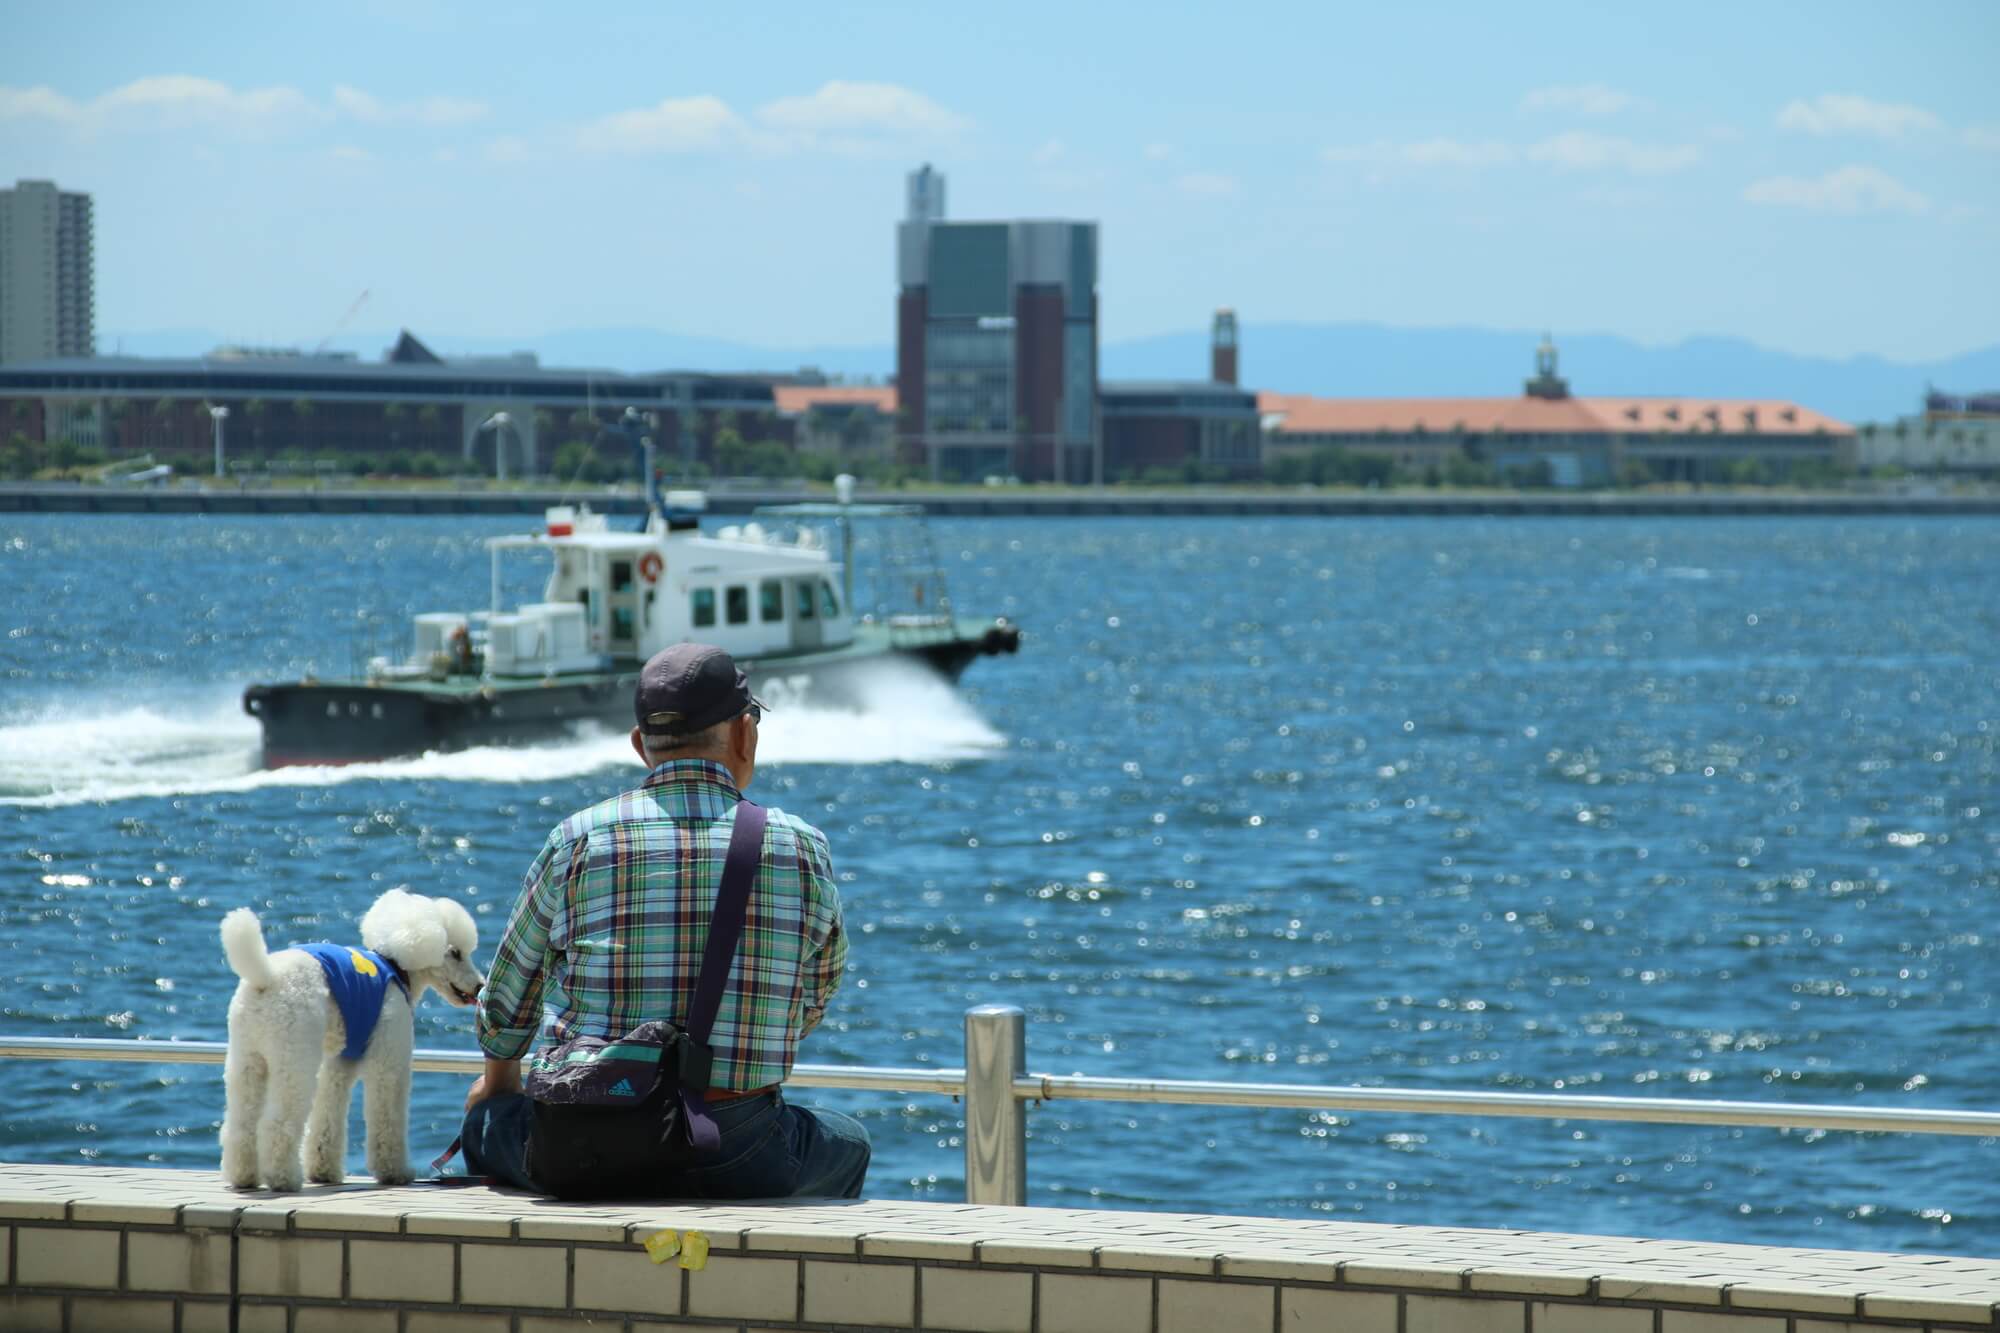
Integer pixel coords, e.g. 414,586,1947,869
208,404,230,479
482,411,514,482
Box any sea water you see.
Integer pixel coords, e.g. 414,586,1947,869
1,512,1993,1254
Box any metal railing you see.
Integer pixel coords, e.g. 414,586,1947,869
5,1005,1996,1207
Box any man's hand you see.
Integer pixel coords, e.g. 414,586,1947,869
465,1057,523,1110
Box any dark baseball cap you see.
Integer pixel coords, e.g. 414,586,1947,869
635,643,765,740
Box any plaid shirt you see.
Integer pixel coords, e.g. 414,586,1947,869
477,759,845,1092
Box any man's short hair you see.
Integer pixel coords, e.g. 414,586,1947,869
641,718,731,759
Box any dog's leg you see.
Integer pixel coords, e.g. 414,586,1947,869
220,1040,266,1190
305,1054,355,1184
258,1040,318,1193
362,1003,416,1186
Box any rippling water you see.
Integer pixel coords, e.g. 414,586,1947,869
2,512,1994,1254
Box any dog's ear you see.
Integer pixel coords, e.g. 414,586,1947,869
435,897,478,954
362,887,448,970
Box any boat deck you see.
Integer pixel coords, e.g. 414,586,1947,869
3,1163,1995,1331
301,618,1000,695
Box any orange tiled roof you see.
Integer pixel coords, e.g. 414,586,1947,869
1257,391,1850,437
773,385,898,415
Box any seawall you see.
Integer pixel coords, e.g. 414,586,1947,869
3,483,1999,519
4,1164,1996,1332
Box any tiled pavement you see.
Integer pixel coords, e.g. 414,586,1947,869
1,1163,1995,1330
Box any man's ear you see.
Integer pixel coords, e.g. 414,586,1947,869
630,726,649,764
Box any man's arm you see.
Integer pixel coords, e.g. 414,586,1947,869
464,1056,522,1110
470,828,580,1103
797,825,844,1038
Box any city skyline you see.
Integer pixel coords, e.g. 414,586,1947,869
3,1,1997,365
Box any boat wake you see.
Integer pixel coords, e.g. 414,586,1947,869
0,661,1004,809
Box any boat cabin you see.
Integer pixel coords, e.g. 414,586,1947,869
473,502,852,676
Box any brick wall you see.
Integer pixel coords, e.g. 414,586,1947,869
2,1166,1994,1332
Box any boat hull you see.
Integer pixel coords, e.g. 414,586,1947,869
244,622,1018,767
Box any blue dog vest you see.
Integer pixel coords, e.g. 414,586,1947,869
293,943,412,1061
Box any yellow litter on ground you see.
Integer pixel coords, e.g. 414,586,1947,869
641,1228,709,1270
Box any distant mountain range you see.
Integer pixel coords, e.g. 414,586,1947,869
98,323,2000,426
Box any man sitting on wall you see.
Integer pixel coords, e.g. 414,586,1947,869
460,643,869,1197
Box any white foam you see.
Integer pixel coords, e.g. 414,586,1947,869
0,659,1003,809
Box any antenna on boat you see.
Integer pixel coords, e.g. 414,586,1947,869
835,473,856,612
620,407,661,530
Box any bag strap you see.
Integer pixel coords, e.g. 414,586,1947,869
677,799,767,1155
686,799,767,1048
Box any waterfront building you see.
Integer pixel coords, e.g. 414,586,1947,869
0,330,793,476
1855,388,2000,476
895,170,1100,484
1211,308,1239,386
1260,338,1855,485
906,164,947,225
0,179,94,366
773,383,898,460
1100,380,1261,481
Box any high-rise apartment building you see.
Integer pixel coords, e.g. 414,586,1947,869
0,179,95,364
895,167,1099,483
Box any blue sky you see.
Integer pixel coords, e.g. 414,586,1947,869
3,1,1996,362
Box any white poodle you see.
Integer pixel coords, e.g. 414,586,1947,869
218,888,483,1190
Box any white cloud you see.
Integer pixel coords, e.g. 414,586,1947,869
1032,139,1067,165
755,81,967,137
575,95,749,155
1964,125,2000,152
1143,141,1174,161
332,84,487,127
1742,164,1929,215
1325,133,1693,175
0,75,319,132
0,76,484,136
1174,172,1240,198
1522,84,1640,116
1527,131,1699,174
1777,94,1941,139
576,81,966,157
97,75,316,125
0,85,80,120
329,144,372,162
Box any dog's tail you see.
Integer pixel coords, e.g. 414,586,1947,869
220,907,277,989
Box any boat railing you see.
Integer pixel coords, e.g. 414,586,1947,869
4,1006,1994,1207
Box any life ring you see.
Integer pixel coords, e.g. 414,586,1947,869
638,552,663,583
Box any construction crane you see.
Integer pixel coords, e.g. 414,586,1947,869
312,289,370,356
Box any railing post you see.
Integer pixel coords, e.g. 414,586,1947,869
963,1003,1027,1206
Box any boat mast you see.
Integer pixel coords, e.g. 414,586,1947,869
835,473,856,612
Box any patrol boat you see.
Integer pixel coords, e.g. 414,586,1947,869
242,478,1019,766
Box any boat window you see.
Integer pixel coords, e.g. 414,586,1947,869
691,587,716,627
818,580,840,618
795,579,816,620
725,585,749,625
759,579,784,623
611,561,633,593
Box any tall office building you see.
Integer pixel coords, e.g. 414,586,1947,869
896,172,1098,483
906,163,947,224
0,179,95,364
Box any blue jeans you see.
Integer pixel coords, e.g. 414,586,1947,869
460,1089,871,1199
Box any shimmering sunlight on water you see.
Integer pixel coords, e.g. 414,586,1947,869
2,513,1994,1253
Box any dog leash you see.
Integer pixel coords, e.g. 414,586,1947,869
426,1135,490,1186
